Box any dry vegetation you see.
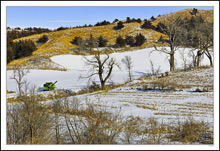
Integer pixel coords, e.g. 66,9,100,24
7,91,213,144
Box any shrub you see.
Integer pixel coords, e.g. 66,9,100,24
88,81,100,92
168,119,213,144
195,88,202,92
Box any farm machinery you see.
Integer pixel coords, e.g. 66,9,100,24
38,81,57,91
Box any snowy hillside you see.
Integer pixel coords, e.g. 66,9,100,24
7,47,211,93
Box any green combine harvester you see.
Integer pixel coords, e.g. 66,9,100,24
38,81,57,91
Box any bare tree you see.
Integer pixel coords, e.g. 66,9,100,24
194,22,213,67
183,18,213,68
179,49,188,70
153,15,183,71
82,50,120,90
10,65,30,97
52,97,63,144
188,50,197,69
121,55,133,82
150,60,161,75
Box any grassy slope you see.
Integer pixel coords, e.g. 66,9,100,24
8,8,213,69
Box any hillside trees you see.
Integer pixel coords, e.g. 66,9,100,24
7,38,14,63
13,40,37,59
115,21,124,30
87,34,97,50
71,35,108,50
98,36,108,47
150,16,156,21
134,33,146,46
153,16,183,71
126,17,131,23
125,36,135,46
7,40,37,64
71,36,83,46
95,20,111,26
113,19,119,23
142,20,155,30
82,50,120,90
191,8,198,16
37,35,49,43
115,35,126,47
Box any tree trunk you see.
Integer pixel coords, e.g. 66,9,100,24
197,53,201,68
170,53,175,71
101,81,105,90
205,50,213,67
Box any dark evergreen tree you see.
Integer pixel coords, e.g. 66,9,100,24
86,34,97,50
125,35,135,46
156,22,167,33
192,8,198,16
157,35,165,43
115,35,125,47
126,17,131,23
136,18,142,23
14,40,37,59
15,27,21,30
56,26,68,31
150,16,156,21
134,33,146,46
115,21,124,30
142,20,155,30
37,35,49,43
7,38,14,64
71,36,83,45
131,18,136,22
113,19,119,23
98,36,108,47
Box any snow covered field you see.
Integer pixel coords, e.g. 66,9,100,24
6,47,211,93
6,47,214,144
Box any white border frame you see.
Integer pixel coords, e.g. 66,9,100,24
1,1,219,150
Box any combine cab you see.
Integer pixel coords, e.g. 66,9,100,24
38,81,57,91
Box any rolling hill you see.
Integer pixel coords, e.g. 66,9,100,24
8,8,213,70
